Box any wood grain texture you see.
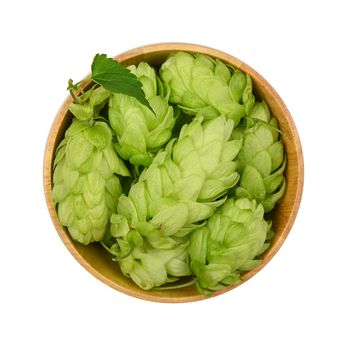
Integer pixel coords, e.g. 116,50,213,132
43,43,304,303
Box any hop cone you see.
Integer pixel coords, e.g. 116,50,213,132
107,225,192,291
188,198,272,294
231,101,286,212
52,119,130,245
159,51,255,126
108,62,176,166
108,116,242,289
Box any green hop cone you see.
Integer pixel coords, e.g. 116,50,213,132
52,119,130,245
108,62,176,166
108,116,242,289
116,240,192,291
188,198,273,294
159,51,255,126
231,101,286,212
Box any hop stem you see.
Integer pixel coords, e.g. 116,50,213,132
100,241,118,256
151,278,196,291
67,76,93,104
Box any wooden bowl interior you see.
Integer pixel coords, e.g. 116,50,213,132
43,43,303,303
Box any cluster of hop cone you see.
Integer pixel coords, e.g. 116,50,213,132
53,52,286,294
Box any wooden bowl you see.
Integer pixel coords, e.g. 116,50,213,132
43,43,304,302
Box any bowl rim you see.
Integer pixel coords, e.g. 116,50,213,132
43,42,304,303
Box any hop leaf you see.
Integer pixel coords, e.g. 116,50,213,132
91,54,152,111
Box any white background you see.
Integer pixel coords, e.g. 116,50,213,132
1,0,349,349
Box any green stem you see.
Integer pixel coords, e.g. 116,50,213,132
76,75,92,87
100,241,118,256
68,79,82,104
67,75,93,104
100,241,136,261
112,246,135,261
151,278,196,291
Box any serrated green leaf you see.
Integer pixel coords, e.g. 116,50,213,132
91,54,153,111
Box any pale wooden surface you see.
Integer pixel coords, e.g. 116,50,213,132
43,43,304,303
